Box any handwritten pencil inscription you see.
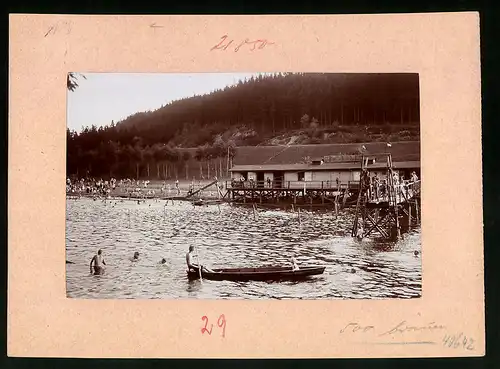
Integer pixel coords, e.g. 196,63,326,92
378,320,446,336
44,20,72,37
210,35,275,52
340,323,375,333
442,332,475,351
339,320,451,346
340,321,446,337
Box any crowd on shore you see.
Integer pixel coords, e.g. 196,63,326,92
66,177,222,199
66,177,117,197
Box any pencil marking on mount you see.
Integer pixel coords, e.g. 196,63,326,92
210,35,276,52
442,332,476,351
150,23,163,28
44,21,72,37
378,321,446,337
44,26,55,37
340,321,445,345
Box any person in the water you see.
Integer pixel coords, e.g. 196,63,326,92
356,225,364,240
130,251,140,262
90,249,106,275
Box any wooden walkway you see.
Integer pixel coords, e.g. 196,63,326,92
226,180,358,205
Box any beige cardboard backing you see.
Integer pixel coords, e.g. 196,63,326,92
8,13,483,358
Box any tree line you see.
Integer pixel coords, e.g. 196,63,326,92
67,129,236,180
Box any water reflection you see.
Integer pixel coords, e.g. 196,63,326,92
66,198,421,299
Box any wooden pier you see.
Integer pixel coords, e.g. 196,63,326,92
226,180,359,206
351,153,421,240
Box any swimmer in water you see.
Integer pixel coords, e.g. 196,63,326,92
356,225,364,240
160,258,167,264
129,251,140,262
90,249,106,275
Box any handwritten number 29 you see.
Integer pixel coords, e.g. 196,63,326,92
201,314,226,338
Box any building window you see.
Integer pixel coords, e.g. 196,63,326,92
298,172,305,181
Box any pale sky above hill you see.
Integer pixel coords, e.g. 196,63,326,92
67,72,269,132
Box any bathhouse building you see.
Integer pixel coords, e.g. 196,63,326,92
229,158,420,189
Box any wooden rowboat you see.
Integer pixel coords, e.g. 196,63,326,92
192,199,224,206
187,265,326,282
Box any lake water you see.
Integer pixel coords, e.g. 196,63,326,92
65,198,422,300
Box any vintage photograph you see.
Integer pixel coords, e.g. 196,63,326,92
66,72,421,299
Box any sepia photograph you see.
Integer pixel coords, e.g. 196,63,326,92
65,72,421,300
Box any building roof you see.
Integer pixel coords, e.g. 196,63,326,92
230,161,420,172
232,141,420,166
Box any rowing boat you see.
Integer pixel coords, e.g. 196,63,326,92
186,265,326,282
192,199,224,206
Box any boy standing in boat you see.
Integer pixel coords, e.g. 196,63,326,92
90,249,106,275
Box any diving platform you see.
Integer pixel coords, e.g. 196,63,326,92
351,153,421,240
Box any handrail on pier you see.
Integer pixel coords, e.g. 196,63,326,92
226,179,356,191
364,179,421,205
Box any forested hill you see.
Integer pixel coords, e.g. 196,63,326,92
72,73,420,146
67,73,420,179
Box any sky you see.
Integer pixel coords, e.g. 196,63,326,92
67,72,268,132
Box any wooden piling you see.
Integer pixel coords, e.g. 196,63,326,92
297,207,301,226
408,203,412,228
342,187,348,208
395,205,401,239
